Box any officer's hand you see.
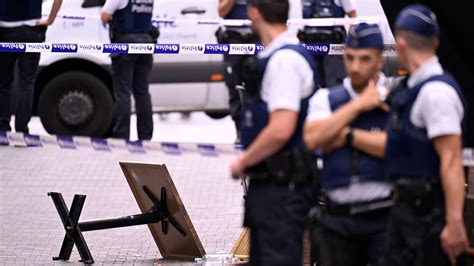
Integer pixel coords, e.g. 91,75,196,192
354,80,383,112
440,218,469,265
230,156,246,180
100,12,113,23
37,18,53,26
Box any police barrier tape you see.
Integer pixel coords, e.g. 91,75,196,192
0,42,398,56
52,15,382,27
1,131,473,166
0,131,242,156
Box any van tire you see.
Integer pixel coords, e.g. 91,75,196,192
205,111,228,119
38,71,114,137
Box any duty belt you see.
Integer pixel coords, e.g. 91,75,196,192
326,197,394,216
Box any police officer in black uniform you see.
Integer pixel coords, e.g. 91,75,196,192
384,5,469,265
217,0,257,143
0,0,63,133
229,0,318,264
101,0,155,140
304,23,392,266
299,0,356,88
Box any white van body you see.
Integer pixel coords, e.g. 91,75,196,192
36,0,394,136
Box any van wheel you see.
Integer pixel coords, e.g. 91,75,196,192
38,71,114,137
205,111,229,119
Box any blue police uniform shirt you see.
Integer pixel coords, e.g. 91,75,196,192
0,0,42,22
111,0,153,33
225,0,248,20
241,31,318,153
395,4,439,38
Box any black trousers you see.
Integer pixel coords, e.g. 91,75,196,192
0,26,45,133
111,33,153,140
223,54,246,140
385,199,452,266
316,208,389,266
244,180,313,266
315,55,345,88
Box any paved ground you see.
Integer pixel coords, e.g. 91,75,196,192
18,113,237,144
0,142,244,265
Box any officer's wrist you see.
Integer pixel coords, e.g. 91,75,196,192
446,213,464,223
345,127,354,146
351,100,364,113
239,154,249,169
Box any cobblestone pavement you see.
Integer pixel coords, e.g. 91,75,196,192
0,144,244,265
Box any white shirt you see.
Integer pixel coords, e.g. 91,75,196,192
334,0,357,13
302,0,356,14
408,56,464,139
306,73,392,204
102,0,129,15
258,30,315,112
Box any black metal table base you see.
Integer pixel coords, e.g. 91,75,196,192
48,186,185,264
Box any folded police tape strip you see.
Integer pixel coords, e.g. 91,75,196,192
0,42,398,56
1,131,473,166
53,15,382,27
0,131,242,156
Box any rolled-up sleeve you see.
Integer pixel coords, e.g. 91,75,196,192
306,89,332,121
410,82,465,139
261,50,314,113
102,0,127,15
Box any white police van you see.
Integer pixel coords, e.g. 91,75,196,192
36,0,395,137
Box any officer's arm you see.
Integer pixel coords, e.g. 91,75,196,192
346,10,357,18
304,80,382,150
218,0,236,18
304,100,364,150
240,110,298,168
433,135,465,223
434,134,469,262
101,0,122,23
38,0,63,26
342,0,357,18
351,129,386,158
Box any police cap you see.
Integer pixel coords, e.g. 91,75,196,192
346,23,384,50
395,4,440,37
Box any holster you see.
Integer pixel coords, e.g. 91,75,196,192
246,147,319,184
395,178,443,216
109,26,159,44
241,56,260,95
149,26,160,44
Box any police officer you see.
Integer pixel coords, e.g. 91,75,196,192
229,0,318,264
0,0,63,133
304,23,391,266
218,0,257,143
384,5,469,265
101,0,154,140
299,0,356,88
